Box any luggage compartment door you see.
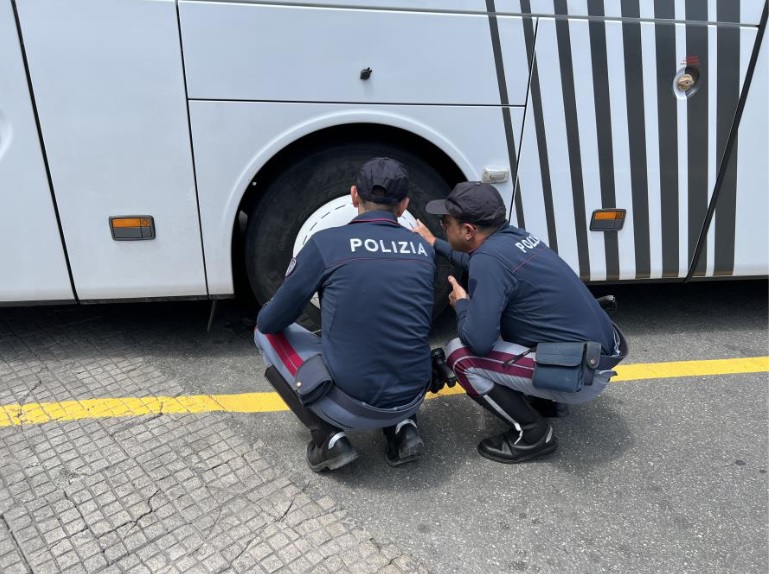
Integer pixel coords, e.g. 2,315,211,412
15,0,207,301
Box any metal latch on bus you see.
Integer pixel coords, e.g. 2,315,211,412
482,168,509,184
674,64,701,98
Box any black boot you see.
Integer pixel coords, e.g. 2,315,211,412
477,423,558,463
264,366,343,446
526,396,570,418
306,432,359,472
384,419,425,467
471,385,557,463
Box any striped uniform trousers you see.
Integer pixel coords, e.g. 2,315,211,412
446,337,615,405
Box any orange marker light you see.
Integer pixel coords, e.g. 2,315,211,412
590,209,626,231
111,218,144,228
109,216,156,240
594,210,626,221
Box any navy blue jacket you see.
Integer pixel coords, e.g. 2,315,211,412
434,224,615,356
257,211,435,407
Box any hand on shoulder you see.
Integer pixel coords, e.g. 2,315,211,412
411,219,436,247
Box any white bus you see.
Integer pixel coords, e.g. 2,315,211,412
2,0,767,317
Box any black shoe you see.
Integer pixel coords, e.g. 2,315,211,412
477,425,558,464
385,421,425,467
526,396,570,418
306,433,359,472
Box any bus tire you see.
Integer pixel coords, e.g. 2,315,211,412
245,143,454,329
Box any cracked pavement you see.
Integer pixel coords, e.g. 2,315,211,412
0,304,427,573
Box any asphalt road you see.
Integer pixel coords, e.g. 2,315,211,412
70,279,768,574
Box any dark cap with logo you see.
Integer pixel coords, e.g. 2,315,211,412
356,157,410,205
425,181,507,227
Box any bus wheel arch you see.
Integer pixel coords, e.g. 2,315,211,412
233,125,466,324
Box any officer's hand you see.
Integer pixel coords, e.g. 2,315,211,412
412,219,436,246
447,276,467,308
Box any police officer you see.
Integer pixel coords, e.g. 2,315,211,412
413,182,627,464
255,158,435,472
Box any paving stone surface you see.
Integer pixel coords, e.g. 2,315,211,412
0,307,429,573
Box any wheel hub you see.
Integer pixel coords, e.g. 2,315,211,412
293,196,417,255
292,196,419,308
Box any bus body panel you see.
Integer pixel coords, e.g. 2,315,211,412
0,0,73,303
190,101,523,295
729,28,768,278
2,0,767,307
15,0,207,300
179,2,531,105
515,10,761,281
496,0,765,26
198,0,490,11
181,0,767,25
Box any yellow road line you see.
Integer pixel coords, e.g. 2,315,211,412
611,356,769,382
0,393,288,427
0,357,766,428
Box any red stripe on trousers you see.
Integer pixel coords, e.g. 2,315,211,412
447,346,535,396
264,333,304,377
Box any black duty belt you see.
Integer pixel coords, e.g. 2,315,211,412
326,384,425,421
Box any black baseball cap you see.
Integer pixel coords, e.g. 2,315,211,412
426,181,507,227
356,157,410,205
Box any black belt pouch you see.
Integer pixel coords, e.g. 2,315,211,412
532,342,602,393
292,354,334,406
